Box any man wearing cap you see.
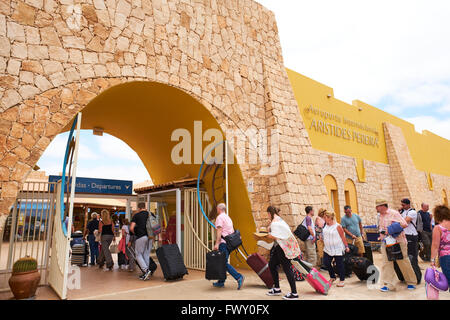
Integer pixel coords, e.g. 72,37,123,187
399,198,421,283
376,199,417,292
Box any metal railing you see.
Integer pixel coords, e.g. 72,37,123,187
183,188,215,271
0,181,56,291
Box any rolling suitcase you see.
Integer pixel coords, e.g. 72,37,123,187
156,244,188,280
363,240,374,264
292,259,330,295
205,250,227,281
351,257,374,281
247,253,274,289
306,267,330,295
71,236,89,266
238,249,274,289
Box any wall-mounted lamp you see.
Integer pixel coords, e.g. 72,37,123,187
33,165,40,171
358,108,363,112
327,94,332,99
93,127,104,136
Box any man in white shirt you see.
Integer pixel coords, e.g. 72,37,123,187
399,198,421,283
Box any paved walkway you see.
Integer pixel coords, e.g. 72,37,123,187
1,251,449,300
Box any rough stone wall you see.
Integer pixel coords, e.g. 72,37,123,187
316,150,394,225
0,0,330,233
384,122,450,211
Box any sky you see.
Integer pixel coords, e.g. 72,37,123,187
37,1,450,184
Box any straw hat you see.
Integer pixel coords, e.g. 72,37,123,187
253,226,270,238
375,199,388,206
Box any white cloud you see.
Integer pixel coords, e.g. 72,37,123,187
405,115,450,139
41,134,100,160
256,0,450,138
94,134,142,162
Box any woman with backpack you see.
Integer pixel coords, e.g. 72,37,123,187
97,209,115,271
265,206,301,300
430,205,450,289
322,210,350,287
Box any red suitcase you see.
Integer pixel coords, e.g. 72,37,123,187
241,251,274,289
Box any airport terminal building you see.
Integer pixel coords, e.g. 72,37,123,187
0,0,449,284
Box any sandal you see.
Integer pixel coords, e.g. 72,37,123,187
337,281,345,287
329,278,336,285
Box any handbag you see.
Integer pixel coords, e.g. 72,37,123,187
294,219,310,242
424,266,449,291
109,239,119,254
385,242,403,261
222,230,242,252
94,229,101,242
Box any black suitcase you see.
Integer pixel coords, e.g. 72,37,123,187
363,241,373,264
118,252,128,266
352,257,374,281
393,254,422,284
332,254,354,278
205,250,227,281
156,244,188,280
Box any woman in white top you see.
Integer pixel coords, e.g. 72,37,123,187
258,206,301,300
322,211,350,287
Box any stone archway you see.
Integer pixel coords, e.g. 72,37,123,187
0,0,330,233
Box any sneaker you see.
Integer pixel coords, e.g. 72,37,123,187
282,293,299,300
337,281,345,287
407,285,416,290
213,282,225,288
266,288,282,296
380,286,390,292
143,269,152,281
138,273,146,280
237,276,245,290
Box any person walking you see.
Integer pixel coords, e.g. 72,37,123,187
265,206,301,300
213,203,244,290
430,205,450,289
418,203,433,261
376,199,417,292
322,210,350,287
130,203,153,280
399,198,421,282
341,205,365,257
83,212,99,266
300,206,317,266
315,208,326,269
97,209,115,271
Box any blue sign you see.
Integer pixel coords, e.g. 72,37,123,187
49,175,133,195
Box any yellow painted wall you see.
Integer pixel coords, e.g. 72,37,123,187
287,69,450,179
344,179,358,214
324,175,341,221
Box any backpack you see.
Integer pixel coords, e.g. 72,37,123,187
406,208,423,233
294,218,311,242
146,212,161,237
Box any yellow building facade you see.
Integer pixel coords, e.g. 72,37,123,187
287,69,450,224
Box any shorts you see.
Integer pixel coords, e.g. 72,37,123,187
349,236,365,255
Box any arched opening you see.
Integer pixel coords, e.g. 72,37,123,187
443,189,449,206
344,179,358,214
1,81,257,297
324,175,341,222
73,81,255,247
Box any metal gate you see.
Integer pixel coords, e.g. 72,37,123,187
0,181,56,291
183,188,215,271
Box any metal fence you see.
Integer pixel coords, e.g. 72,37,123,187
0,181,56,291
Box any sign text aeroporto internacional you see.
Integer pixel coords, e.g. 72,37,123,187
304,105,380,148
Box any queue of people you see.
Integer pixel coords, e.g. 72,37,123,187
81,203,159,281
251,200,449,300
